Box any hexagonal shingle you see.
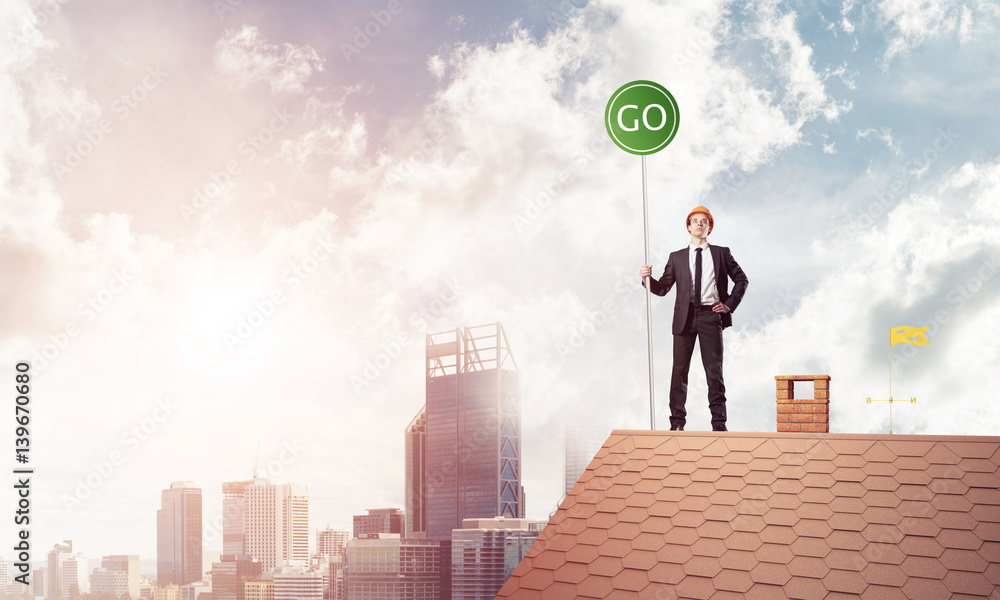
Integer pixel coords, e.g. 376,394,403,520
749,562,791,586
787,555,830,579
713,568,754,593
823,569,869,594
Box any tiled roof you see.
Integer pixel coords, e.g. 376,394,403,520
497,431,1000,600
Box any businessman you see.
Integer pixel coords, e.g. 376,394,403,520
640,206,748,431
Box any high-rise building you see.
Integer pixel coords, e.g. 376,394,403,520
92,556,140,599
327,556,344,600
46,541,70,599
353,508,405,539
157,482,203,586
62,554,88,597
450,518,540,600
46,541,88,599
210,555,261,600
419,323,524,541
244,479,309,573
343,536,447,600
314,527,348,600
315,528,349,560
222,481,253,555
272,566,321,600
404,408,427,538
33,568,47,598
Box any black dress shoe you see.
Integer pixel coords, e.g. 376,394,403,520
713,425,728,432
670,426,684,431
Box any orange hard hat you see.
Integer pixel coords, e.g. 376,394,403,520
686,206,714,234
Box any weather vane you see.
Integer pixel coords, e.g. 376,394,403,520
866,325,929,434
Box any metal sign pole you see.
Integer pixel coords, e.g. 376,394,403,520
604,80,679,433
642,155,656,431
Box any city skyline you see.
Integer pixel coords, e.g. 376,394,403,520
3,0,1000,560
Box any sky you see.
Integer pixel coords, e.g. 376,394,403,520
1,0,1000,564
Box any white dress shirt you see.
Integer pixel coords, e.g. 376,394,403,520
689,242,720,305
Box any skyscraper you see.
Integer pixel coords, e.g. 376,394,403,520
243,479,309,573
315,528,349,600
404,408,427,538
222,480,253,555
419,323,524,541
46,541,88,599
315,528,349,560
157,482,204,586
46,541,70,599
33,568,47,599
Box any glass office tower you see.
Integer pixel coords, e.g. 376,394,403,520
157,482,203,586
422,323,524,541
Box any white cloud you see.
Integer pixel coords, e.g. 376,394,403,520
427,54,446,79
857,127,903,156
280,115,368,168
876,0,994,64
752,1,852,124
214,25,325,94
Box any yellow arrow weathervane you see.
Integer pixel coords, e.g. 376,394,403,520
866,326,930,434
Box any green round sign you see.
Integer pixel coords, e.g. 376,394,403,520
605,80,679,155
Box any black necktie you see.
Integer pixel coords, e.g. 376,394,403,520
694,247,703,305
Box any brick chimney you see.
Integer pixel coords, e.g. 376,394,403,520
775,375,830,433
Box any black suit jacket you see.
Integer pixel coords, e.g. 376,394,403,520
646,244,749,335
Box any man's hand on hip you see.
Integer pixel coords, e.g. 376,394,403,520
712,302,730,313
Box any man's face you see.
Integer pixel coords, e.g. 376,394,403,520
688,213,711,238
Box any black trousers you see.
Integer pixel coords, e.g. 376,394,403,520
669,306,727,429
